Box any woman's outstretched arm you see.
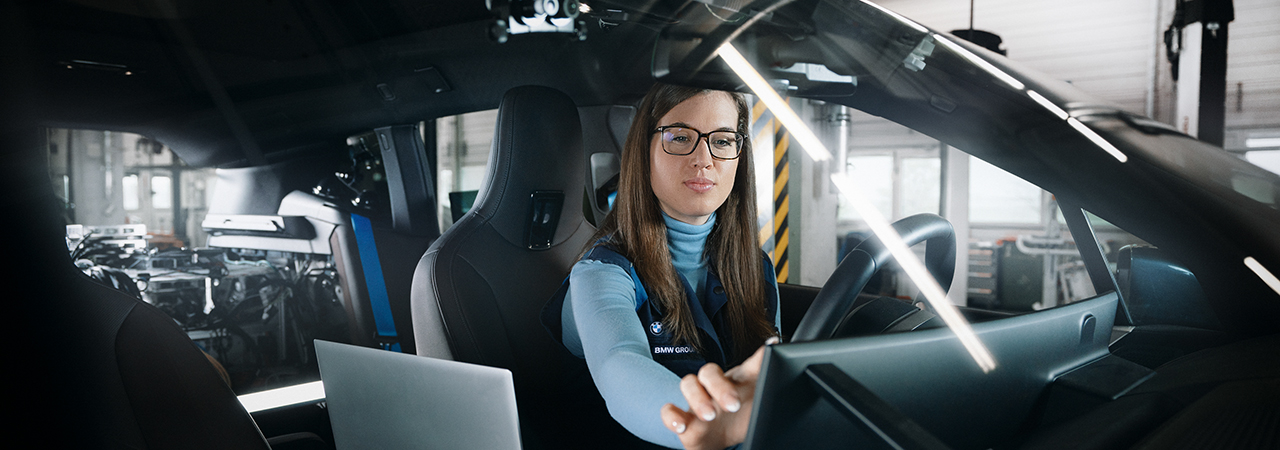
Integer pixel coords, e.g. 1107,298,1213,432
567,259,687,449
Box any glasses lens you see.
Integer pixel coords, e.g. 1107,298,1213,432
708,131,741,159
661,127,697,155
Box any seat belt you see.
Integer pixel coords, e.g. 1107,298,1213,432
350,213,400,352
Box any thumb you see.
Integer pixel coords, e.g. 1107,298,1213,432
728,336,778,382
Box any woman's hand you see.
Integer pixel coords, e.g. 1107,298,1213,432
660,337,778,450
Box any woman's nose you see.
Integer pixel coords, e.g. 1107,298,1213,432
690,138,714,167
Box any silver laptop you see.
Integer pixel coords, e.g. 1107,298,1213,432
314,340,522,450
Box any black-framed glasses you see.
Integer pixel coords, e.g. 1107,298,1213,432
653,125,744,160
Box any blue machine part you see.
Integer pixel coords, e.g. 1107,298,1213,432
350,213,400,352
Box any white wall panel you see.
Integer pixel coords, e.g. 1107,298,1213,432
877,0,1157,115
874,0,1279,149
1224,0,1280,133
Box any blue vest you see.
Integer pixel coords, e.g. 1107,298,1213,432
542,244,780,377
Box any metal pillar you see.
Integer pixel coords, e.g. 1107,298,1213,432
940,144,970,306
1167,0,1234,146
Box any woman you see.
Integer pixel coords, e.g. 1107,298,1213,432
546,83,781,449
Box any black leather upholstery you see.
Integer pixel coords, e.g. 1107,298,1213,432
410,86,607,447
411,85,595,362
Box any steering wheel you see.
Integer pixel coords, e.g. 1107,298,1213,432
791,213,957,342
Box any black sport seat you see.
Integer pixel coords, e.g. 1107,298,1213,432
411,85,594,364
412,86,654,448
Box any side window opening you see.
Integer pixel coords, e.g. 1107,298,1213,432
964,157,1098,311
762,107,1107,318
48,129,214,247
435,109,498,232
50,128,367,395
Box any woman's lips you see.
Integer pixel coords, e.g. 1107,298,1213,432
684,177,715,193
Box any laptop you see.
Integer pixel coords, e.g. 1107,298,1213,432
314,340,522,450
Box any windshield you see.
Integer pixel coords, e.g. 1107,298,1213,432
641,0,1280,369
655,0,1280,216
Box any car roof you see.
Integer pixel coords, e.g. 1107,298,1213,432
14,0,670,167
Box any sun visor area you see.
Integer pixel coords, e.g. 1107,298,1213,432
652,1,948,99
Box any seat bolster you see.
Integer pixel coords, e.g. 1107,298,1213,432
411,247,456,360
115,300,271,450
56,275,150,448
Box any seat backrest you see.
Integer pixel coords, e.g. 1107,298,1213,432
4,128,270,449
410,86,597,445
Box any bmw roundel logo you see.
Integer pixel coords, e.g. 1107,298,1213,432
650,321,663,336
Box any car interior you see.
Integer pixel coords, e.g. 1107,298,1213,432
3,1,1279,449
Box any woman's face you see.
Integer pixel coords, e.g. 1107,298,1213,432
650,92,740,226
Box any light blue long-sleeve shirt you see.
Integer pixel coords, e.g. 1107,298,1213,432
560,213,781,449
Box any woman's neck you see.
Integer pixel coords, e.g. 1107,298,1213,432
663,212,715,272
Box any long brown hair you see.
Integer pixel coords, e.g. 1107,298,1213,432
589,83,777,366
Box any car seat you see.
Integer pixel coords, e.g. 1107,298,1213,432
411,86,659,449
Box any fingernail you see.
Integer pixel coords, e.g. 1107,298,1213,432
674,421,686,434
726,400,741,413
702,410,716,421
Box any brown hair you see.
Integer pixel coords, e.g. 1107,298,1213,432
589,83,777,366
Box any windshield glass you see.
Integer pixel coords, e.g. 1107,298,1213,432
656,0,1280,217
640,0,1280,370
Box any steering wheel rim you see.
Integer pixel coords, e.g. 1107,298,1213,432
791,213,957,342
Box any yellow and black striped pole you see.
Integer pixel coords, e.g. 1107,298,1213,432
772,108,791,283
752,97,791,283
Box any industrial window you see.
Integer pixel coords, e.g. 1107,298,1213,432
968,156,1041,224
122,174,139,211
1245,150,1280,176
774,109,1102,314
151,175,173,209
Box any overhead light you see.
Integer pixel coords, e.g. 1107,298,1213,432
933,35,1025,91
238,381,325,413
1067,117,1129,163
1244,257,1280,297
721,39,995,372
1026,90,1068,121
1245,137,1280,148
1027,89,1127,163
579,2,592,14
716,43,830,162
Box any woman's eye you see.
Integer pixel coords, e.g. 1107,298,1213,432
712,134,739,147
669,134,691,143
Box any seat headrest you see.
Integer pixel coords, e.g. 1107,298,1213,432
470,85,586,248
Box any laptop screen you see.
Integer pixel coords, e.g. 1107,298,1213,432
315,340,522,450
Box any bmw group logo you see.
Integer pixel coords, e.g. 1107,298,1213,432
650,321,663,336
